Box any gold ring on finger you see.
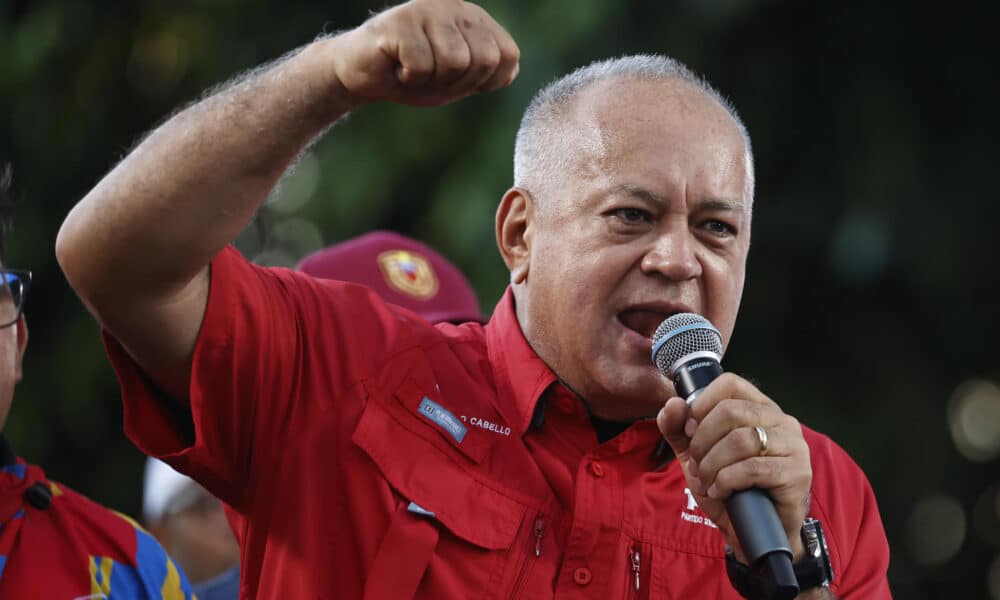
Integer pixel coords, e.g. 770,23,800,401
754,425,769,457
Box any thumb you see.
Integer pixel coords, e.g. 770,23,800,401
656,396,693,459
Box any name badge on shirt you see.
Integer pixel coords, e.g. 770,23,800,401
418,397,467,444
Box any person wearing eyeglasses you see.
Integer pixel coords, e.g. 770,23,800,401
0,168,196,598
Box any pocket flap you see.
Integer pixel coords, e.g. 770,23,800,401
352,397,525,550
393,383,495,464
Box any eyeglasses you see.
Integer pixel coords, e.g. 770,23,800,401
0,269,31,328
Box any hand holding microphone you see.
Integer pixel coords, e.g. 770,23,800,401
652,314,813,600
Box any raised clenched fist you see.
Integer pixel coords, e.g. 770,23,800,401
328,0,520,108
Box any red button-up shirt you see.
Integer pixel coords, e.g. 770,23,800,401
106,246,890,599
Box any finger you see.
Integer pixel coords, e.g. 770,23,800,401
424,19,472,86
688,397,773,463
448,14,502,93
460,3,519,92
477,42,519,92
394,22,436,85
704,455,811,501
688,373,772,422
695,420,804,490
656,396,692,457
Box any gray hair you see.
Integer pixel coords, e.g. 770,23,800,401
513,54,755,203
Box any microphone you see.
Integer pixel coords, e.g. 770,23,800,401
651,313,798,600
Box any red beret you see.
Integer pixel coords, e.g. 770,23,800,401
296,230,484,324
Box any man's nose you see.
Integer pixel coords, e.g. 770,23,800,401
639,227,701,281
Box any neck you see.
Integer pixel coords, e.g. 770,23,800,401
590,413,633,443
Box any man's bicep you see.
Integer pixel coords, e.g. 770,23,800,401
100,265,210,407
106,249,303,506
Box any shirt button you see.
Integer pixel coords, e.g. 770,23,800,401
589,461,605,478
573,567,592,586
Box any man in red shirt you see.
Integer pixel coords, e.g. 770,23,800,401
55,1,891,598
0,168,195,598
139,230,484,600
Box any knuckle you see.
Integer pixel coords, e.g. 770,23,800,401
749,402,766,424
474,56,500,79
482,46,502,68
440,24,466,47
714,466,736,492
372,33,393,55
745,457,768,479
503,40,521,62
716,398,741,421
439,51,469,73
697,450,717,478
716,372,741,389
688,440,707,462
408,58,434,76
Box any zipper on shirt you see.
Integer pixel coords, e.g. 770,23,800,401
510,514,545,599
534,515,546,557
629,544,641,597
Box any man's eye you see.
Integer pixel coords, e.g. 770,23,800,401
613,207,651,224
703,219,736,236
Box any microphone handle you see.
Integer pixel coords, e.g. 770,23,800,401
672,356,799,599
728,490,798,599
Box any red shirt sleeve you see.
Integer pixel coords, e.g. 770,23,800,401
804,427,892,599
103,246,425,510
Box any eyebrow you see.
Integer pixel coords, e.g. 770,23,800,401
612,184,665,207
700,198,747,213
611,184,747,214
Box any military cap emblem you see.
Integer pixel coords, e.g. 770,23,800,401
377,250,439,299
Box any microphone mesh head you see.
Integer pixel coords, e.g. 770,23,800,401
651,313,723,376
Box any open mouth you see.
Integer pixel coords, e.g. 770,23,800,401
617,309,675,340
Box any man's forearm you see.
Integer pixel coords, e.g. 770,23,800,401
56,0,520,400
57,36,351,304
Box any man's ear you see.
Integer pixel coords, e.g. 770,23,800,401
14,315,27,382
495,187,535,285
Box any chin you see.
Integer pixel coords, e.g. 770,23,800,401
593,371,674,421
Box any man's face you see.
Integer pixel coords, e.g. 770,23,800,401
508,78,752,420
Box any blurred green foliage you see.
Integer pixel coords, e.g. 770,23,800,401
2,1,998,597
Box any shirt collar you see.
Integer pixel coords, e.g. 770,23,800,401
483,290,676,467
485,287,558,437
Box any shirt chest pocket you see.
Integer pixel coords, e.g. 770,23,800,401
351,390,533,600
